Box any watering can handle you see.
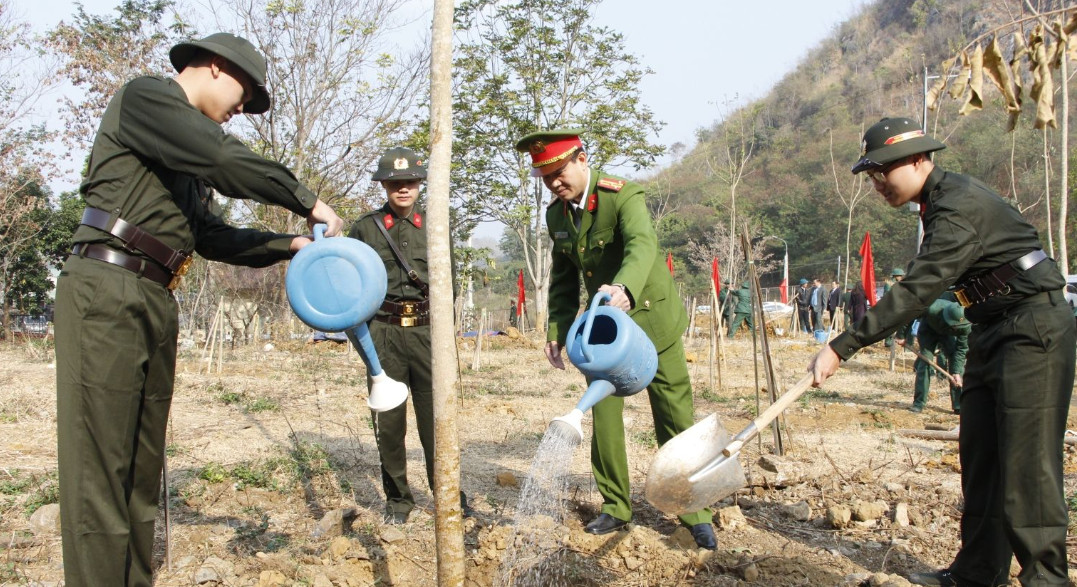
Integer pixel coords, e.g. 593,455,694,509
313,223,327,241
580,291,612,363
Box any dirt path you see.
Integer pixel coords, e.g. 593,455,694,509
1,333,1075,586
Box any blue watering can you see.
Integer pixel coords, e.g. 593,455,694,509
285,224,408,412
549,291,658,442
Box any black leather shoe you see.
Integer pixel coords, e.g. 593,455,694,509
584,513,629,535
689,523,717,549
907,569,986,587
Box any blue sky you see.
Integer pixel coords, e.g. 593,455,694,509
17,0,868,239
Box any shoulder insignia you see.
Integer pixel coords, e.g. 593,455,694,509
597,178,626,192
383,214,395,229
412,213,422,228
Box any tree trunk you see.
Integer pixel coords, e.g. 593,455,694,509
1058,51,1069,275
428,0,464,583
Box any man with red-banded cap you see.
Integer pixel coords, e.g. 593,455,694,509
516,128,717,549
808,117,1074,587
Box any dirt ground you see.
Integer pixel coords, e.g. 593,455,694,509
2,326,1077,586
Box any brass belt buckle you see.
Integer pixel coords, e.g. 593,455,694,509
954,288,972,308
402,302,416,316
399,316,416,327
168,255,193,291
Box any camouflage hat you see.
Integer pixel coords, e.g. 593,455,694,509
170,32,271,115
851,117,946,174
891,267,906,277
372,147,427,181
515,128,585,177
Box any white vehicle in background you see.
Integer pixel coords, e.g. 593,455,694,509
1065,275,1077,310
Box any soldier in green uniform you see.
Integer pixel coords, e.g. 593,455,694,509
809,118,1074,587
54,33,344,586
883,267,906,347
516,129,716,549
726,281,755,338
896,297,970,414
721,280,735,332
347,147,470,524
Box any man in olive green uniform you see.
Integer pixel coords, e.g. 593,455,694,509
55,33,344,586
809,118,1074,587
883,267,906,347
721,280,735,331
517,129,716,549
726,281,755,338
347,147,469,524
897,297,969,414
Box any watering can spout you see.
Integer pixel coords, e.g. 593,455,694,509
574,379,618,414
549,409,584,444
344,325,408,412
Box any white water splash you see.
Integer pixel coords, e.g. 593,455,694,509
496,425,580,586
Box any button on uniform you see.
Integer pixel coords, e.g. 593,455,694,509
586,271,593,277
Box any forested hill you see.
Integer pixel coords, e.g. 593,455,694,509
646,0,1075,298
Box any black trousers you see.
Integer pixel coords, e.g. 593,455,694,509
952,291,1075,586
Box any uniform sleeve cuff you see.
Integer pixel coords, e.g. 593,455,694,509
829,331,860,361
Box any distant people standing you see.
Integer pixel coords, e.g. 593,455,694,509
848,282,868,327
827,280,842,325
509,300,518,327
884,267,906,347
726,281,755,338
810,278,827,332
794,278,812,332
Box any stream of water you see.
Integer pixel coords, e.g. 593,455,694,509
495,425,580,586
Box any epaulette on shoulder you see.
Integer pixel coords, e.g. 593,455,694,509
597,177,627,192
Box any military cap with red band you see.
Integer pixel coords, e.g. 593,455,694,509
851,117,946,174
515,128,585,177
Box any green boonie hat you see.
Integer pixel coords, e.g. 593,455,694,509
372,147,427,181
851,117,946,174
170,33,271,115
942,302,967,327
891,267,906,277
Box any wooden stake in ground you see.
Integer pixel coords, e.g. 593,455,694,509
428,1,465,582
741,228,784,455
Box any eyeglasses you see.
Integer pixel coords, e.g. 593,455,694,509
865,157,908,183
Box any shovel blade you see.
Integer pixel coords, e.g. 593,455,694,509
645,413,747,516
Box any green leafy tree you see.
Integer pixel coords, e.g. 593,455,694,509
452,0,664,330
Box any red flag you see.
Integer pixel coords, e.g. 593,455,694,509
859,232,877,306
711,257,720,296
516,270,525,316
779,277,788,304
666,251,675,276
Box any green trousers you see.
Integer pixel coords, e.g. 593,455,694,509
590,337,711,527
55,255,177,587
912,330,961,412
726,312,754,338
366,320,434,515
951,291,1075,586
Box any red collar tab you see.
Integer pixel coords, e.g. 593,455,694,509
586,192,598,212
383,214,395,229
412,212,422,228
597,177,626,192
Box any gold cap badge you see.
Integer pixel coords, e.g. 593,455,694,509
393,158,410,170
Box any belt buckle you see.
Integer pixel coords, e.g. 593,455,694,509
168,255,193,291
399,316,416,327
402,302,416,316
954,288,972,308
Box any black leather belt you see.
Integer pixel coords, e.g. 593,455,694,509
373,314,429,327
953,249,1048,308
71,243,175,288
380,299,429,316
80,207,192,275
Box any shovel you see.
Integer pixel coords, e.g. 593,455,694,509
645,374,815,515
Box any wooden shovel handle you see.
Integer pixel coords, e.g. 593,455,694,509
723,374,815,457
